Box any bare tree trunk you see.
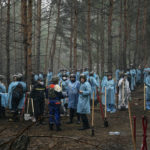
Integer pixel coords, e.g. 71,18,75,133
100,0,105,76
33,0,36,72
123,0,127,70
13,0,17,73
133,0,140,66
96,10,100,74
58,38,62,70
107,0,113,73
21,0,28,81
70,1,73,70
87,0,92,71
73,0,77,70
50,0,61,72
44,4,52,74
142,0,147,66
6,0,10,87
36,0,41,73
27,0,32,88
119,0,123,70
0,0,3,73
81,39,84,69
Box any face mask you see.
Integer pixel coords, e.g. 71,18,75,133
62,77,67,81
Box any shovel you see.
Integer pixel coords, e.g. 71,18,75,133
91,92,95,136
24,98,31,121
104,87,108,127
31,98,36,122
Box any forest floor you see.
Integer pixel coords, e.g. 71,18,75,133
0,85,150,150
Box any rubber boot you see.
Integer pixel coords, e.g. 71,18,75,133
49,124,53,130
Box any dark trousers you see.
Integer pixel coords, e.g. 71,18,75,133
69,108,80,122
80,114,90,128
0,96,5,118
33,99,45,120
48,102,60,126
11,94,20,112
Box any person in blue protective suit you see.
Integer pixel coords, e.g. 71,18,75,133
67,74,80,124
57,69,64,81
34,74,39,82
101,75,108,105
46,76,64,131
30,76,46,125
93,72,100,88
136,66,142,86
144,67,150,83
76,69,81,81
129,65,136,91
59,73,69,116
83,67,89,80
8,74,25,121
115,69,120,83
77,74,91,130
66,70,70,77
0,75,6,118
39,72,44,81
16,73,27,114
88,71,100,105
105,73,117,113
126,68,131,88
145,71,150,110
46,69,53,86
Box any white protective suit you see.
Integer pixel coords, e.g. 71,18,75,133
118,77,131,109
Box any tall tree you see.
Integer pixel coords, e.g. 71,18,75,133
100,0,105,76
119,0,123,70
0,0,3,73
142,0,147,66
21,0,28,81
134,0,140,66
96,10,100,74
70,1,73,70
36,0,41,73
13,0,17,73
87,0,92,71
49,0,61,72
6,0,10,87
33,0,37,69
73,0,77,70
107,0,114,72
27,0,33,87
44,4,52,74
58,38,62,70
123,0,127,70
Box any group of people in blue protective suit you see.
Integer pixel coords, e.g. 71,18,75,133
115,65,150,110
1,64,150,131
0,73,27,121
46,68,99,131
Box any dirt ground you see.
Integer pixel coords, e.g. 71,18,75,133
0,85,150,150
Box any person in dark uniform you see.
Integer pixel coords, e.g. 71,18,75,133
30,76,46,125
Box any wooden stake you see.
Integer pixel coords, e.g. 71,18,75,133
105,87,107,118
128,101,136,150
144,84,146,111
91,92,95,136
92,92,95,127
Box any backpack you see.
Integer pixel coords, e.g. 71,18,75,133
48,87,57,99
12,83,24,100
